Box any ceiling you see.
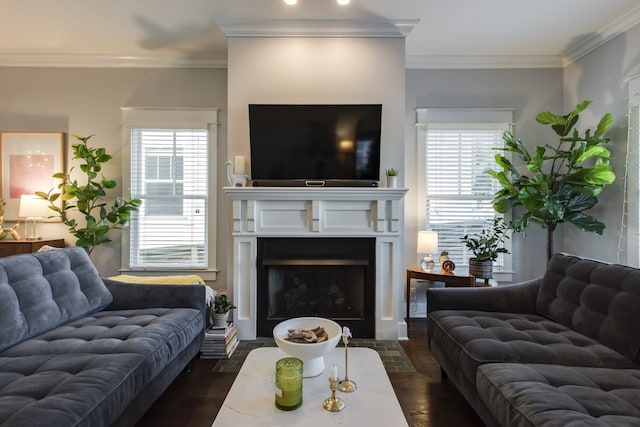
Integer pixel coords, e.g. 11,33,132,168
1,0,639,69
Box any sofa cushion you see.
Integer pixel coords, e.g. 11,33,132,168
477,363,640,427
0,353,147,427
0,248,113,353
428,310,637,386
0,308,202,365
537,253,640,362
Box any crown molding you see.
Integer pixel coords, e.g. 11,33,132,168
0,53,228,68
406,54,563,69
563,4,640,66
216,18,419,38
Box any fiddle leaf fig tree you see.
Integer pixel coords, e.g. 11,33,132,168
37,134,141,254
488,101,616,261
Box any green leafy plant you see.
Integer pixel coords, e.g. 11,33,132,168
488,100,615,261
213,294,237,314
37,134,141,254
385,168,399,176
440,250,449,256
461,218,511,262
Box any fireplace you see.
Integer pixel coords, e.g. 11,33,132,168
224,187,408,341
256,237,375,337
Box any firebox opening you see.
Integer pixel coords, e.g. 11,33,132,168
257,237,375,338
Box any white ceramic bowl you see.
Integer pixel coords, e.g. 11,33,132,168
273,317,342,377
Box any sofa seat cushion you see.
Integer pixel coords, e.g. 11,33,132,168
0,353,148,426
428,310,637,386
477,363,640,427
0,308,202,373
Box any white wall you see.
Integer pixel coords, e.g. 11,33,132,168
225,36,407,289
563,23,640,265
405,68,564,283
0,67,228,279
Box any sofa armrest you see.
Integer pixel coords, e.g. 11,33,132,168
102,278,206,315
426,278,541,315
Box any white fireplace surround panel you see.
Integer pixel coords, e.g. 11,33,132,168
224,187,409,341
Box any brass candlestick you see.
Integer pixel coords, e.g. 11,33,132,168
338,327,357,393
323,378,345,412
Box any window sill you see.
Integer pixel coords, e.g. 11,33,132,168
118,268,218,282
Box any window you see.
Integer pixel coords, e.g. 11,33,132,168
626,75,640,266
122,108,218,276
416,109,514,278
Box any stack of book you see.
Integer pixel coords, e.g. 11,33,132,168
200,322,239,359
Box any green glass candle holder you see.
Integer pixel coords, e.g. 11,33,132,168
275,357,303,411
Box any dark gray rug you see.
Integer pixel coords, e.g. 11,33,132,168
213,338,416,373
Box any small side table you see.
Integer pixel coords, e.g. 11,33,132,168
0,238,65,258
405,267,476,320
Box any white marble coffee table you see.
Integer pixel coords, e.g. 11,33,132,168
212,347,408,426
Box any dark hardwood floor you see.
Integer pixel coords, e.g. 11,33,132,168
136,319,484,427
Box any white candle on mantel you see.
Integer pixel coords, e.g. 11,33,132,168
234,155,245,175
331,364,338,381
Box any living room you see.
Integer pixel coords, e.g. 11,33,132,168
1,1,640,426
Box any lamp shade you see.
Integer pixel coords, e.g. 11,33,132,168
18,195,51,218
417,230,438,254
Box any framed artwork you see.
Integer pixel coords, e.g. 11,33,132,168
0,132,65,222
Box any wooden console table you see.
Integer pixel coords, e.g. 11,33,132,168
0,239,65,258
406,267,476,320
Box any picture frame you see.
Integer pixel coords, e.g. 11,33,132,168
0,131,65,222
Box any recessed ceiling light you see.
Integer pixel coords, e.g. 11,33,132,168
284,0,297,5
337,0,350,5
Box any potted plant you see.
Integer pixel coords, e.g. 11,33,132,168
209,293,237,328
37,135,141,254
489,101,615,261
385,168,399,188
461,217,510,279
439,250,449,265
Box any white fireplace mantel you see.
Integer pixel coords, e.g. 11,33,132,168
224,186,408,341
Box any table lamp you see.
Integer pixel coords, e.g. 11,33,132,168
19,195,51,240
417,230,438,272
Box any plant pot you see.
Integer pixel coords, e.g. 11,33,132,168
469,258,493,279
439,255,449,265
386,175,398,188
211,312,229,328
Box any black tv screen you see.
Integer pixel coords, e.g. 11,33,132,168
249,104,382,187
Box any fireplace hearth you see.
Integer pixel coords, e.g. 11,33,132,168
257,237,375,337
224,187,408,341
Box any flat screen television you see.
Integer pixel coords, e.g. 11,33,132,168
248,104,382,187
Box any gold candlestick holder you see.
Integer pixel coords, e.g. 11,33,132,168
323,378,345,412
338,331,357,393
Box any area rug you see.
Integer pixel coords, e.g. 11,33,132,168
213,338,416,373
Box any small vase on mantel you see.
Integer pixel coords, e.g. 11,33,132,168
386,175,398,188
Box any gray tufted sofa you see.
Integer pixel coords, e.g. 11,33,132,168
427,252,640,427
0,247,205,427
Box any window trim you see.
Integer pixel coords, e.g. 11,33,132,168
626,74,640,266
120,107,219,280
416,108,515,283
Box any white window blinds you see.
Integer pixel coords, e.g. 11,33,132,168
416,109,513,272
130,128,208,268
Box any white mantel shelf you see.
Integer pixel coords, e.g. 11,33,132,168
223,186,409,341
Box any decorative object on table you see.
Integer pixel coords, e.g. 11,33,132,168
37,134,141,255
0,198,21,240
226,157,248,187
273,317,341,377
0,132,65,222
385,168,399,188
275,357,303,411
338,326,357,393
439,250,449,265
441,259,456,274
461,217,510,279
209,291,237,328
417,230,438,272
489,100,615,262
18,195,51,240
200,322,239,359
323,364,345,412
